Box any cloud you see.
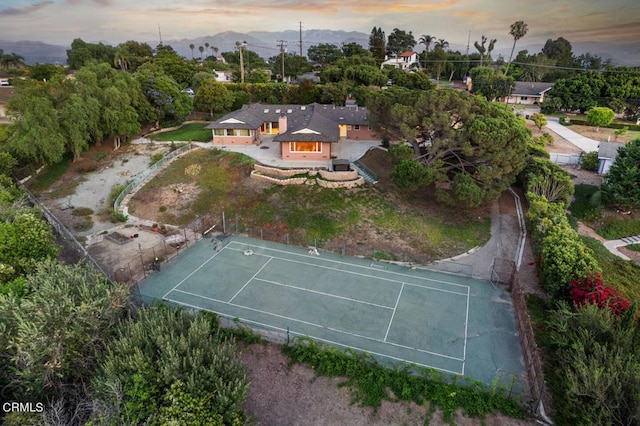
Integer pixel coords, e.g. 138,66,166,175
0,1,54,16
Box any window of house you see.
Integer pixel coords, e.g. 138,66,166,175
354,125,360,130
233,129,251,136
368,126,372,131
289,142,322,153
521,96,528,101
213,129,225,136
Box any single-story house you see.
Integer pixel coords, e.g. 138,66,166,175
206,103,376,161
504,82,554,105
380,51,420,70
597,141,624,175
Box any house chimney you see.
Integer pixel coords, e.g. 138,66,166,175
278,113,287,133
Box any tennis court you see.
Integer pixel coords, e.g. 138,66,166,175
138,235,524,387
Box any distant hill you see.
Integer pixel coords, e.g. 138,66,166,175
0,40,67,65
164,29,370,60
2,30,638,67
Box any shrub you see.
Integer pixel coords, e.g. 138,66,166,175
149,152,164,166
110,211,128,223
581,151,599,172
569,273,631,316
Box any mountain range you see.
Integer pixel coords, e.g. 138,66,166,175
1,30,638,67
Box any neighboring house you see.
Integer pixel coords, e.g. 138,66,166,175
292,72,320,84
206,103,376,161
0,86,17,122
213,70,233,83
380,51,419,70
504,82,554,105
597,141,624,175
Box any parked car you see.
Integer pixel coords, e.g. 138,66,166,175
181,88,194,97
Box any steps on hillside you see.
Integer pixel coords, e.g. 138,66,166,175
621,235,640,244
351,160,378,184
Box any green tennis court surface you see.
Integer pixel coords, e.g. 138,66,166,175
138,236,524,387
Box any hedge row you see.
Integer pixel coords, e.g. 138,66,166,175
562,117,640,131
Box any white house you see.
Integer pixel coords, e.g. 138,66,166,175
380,51,419,70
597,141,624,175
504,82,554,105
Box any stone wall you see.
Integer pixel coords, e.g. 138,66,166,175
316,176,365,188
318,169,358,181
254,164,311,178
250,171,309,186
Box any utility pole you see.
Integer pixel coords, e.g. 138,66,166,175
277,40,287,82
158,24,163,46
299,21,303,57
236,41,246,83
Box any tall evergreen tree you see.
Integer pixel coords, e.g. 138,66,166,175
368,26,386,65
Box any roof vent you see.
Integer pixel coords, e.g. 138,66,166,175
287,109,293,113
264,109,269,113
275,109,281,113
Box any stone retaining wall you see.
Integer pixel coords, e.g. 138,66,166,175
316,176,365,188
318,169,358,181
254,164,311,178
250,171,308,186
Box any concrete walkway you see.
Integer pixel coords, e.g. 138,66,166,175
603,235,640,261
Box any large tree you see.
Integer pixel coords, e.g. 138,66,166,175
194,79,234,117
601,139,640,210
468,66,514,101
367,88,530,207
307,43,343,67
5,82,66,165
368,26,386,65
386,28,416,57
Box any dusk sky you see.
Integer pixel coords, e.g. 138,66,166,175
1,0,639,54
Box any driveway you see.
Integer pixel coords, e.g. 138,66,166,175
522,107,600,153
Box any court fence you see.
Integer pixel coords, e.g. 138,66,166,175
496,257,552,421
118,210,478,288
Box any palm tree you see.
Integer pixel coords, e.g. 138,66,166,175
505,20,528,75
418,34,435,54
474,35,487,66
198,45,204,61
113,49,129,70
486,38,497,63
435,39,449,50
189,43,195,59
205,42,210,59
433,39,449,82
210,45,218,58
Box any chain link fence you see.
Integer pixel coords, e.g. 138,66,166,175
19,184,112,282
493,257,551,420
113,143,195,211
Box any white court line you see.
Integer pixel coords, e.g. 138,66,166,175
462,285,470,375
169,287,464,362
228,257,273,303
253,277,394,310
384,282,405,342
162,296,463,376
161,247,225,300
226,241,471,290
226,246,468,297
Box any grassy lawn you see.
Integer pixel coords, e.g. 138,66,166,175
150,123,212,142
129,149,490,262
627,243,640,252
